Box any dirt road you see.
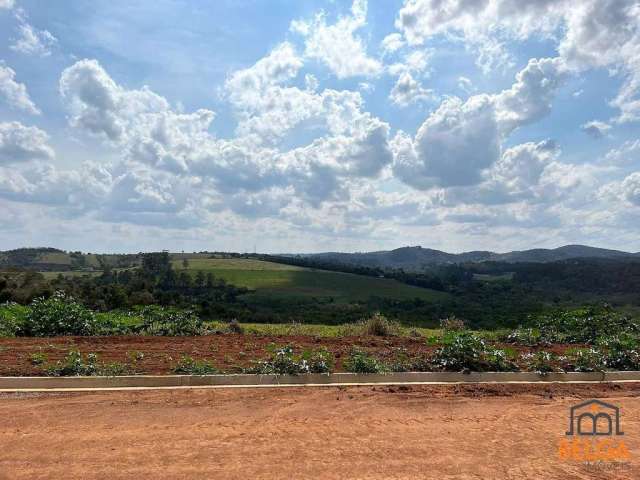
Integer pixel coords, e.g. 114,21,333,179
1,383,639,479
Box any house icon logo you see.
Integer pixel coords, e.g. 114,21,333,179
558,399,630,463
566,399,623,437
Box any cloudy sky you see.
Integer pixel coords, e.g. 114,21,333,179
1,0,639,254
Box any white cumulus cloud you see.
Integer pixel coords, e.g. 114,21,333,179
0,64,40,114
291,0,382,79
0,121,54,164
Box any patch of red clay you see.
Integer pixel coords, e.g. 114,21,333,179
1,383,639,479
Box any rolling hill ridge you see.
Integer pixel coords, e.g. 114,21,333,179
301,244,639,270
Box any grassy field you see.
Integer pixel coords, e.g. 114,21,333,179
173,258,449,302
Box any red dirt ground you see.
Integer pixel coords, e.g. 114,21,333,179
1,383,639,479
0,334,572,375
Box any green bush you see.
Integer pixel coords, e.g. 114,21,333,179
566,347,605,372
24,291,98,336
387,348,433,372
172,356,218,374
342,313,401,337
506,327,544,346
529,307,640,344
433,331,516,372
300,347,334,373
0,302,28,336
246,345,334,375
598,335,640,370
138,306,203,336
344,349,387,374
522,350,560,374
94,311,138,335
46,350,99,376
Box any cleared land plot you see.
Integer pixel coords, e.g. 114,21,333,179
172,258,448,302
1,384,639,479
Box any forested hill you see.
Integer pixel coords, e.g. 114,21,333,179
0,248,139,271
300,245,638,271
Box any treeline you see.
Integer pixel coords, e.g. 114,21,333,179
1,252,249,319
255,254,471,291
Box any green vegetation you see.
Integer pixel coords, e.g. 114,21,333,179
246,345,334,375
0,302,28,336
340,313,402,337
137,306,204,336
522,351,560,374
45,350,131,376
172,356,218,375
24,291,98,336
175,257,448,302
433,331,517,372
344,350,388,374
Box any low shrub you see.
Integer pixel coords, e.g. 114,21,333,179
387,348,433,372
344,349,387,374
172,356,218,375
94,311,138,335
29,352,48,365
528,307,640,344
300,347,334,373
505,327,544,347
433,331,517,372
597,335,640,370
227,319,244,334
522,350,561,374
0,302,28,337
439,315,466,332
246,345,334,375
45,350,132,376
566,347,606,372
24,292,98,336
138,306,204,336
342,313,402,337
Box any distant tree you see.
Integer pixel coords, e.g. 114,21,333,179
182,258,189,270
195,270,206,288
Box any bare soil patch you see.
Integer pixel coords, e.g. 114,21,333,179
0,334,572,376
1,383,639,479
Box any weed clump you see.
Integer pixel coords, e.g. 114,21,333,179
566,347,605,372
0,302,28,337
247,345,334,375
522,350,561,374
227,319,244,334
597,335,640,370
344,349,387,374
138,306,203,336
433,331,517,372
343,313,402,337
45,350,131,376
172,356,218,375
439,315,466,332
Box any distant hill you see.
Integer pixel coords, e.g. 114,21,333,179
2,245,638,273
0,248,138,271
302,245,638,270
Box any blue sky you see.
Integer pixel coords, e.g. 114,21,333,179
0,0,639,253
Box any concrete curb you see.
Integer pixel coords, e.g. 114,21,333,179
2,371,640,391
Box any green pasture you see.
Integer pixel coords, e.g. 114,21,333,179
173,258,449,303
